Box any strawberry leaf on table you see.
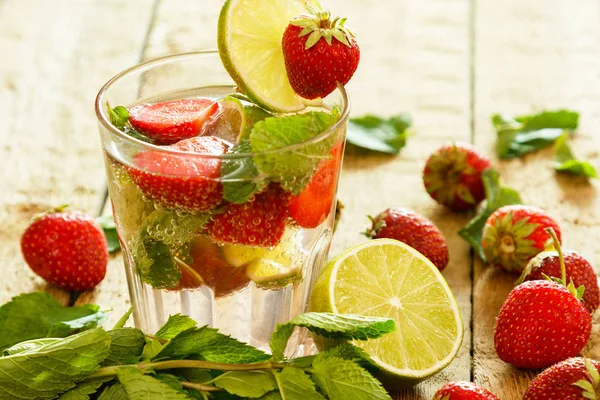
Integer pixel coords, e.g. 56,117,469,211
0,292,106,351
492,109,579,159
458,168,522,260
346,114,411,154
553,133,599,178
221,140,269,204
96,215,121,253
250,112,338,195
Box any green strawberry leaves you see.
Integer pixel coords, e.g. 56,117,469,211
346,114,411,154
553,133,598,179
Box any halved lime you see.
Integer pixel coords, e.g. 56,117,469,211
308,239,463,389
217,0,308,112
211,95,272,144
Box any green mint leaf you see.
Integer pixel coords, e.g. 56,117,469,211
97,383,128,400
319,344,377,370
112,307,133,330
256,392,283,400
458,168,522,260
132,235,183,289
288,312,395,340
141,337,166,361
221,141,269,204
96,215,121,253
553,133,598,178
107,103,129,130
177,369,213,384
347,114,411,154
156,373,185,391
269,323,295,361
143,210,210,245
250,112,338,194
57,378,113,400
0,292,106,351
103,328,146,366
117,367,190,400
3,338,62,356
155,327,270,364
311,355,392,400
213,371,277,398
492,110,579,159
156,314,198,339
0,328,111,399
272,367,325,400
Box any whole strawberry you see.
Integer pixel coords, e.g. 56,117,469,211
364,208,449,271
21,208,108,291
433,381,499,399
494,280,591,369
482,205,561,273
520,249,599,313
128,136,229,213
523,357,600,400
282,3,360,99
128,98,219,144
423,143,491,211
207,184,290,247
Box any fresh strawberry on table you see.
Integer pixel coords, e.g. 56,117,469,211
433,381,499,399
128,98,219,144
482,204,561,273
282,3,360,99
364,208,449,271
128,136,229,213
208,183,290,247
289,141,344,228
523,357,600,400
20,207,108,291
423,143,492,211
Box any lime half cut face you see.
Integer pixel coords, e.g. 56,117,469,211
218,0,309,112
309,238,463,388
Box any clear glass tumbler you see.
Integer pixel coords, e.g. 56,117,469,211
94,51,349,351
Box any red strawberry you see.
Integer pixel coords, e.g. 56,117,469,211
523,357,600,400
423,143,492,211
494,280,591,369
289,141,344,228
128,136,229,213
433,381,499,399
364,208,449,271
172,236,249,298
282,4,360,99
482,205,561,274
128,98,219,144
520,249,599,313
207,184,290,247
20,208,108,291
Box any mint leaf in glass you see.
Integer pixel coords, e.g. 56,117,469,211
156,314,198,339
107,103,129,130
250,112,338,194
492,110,579,159
311,355,392,400
131,236,183,289
57,378,113,400
272,367,325,400
117,367,189,400
0,329,111,399
96,215,121,253
103,328,146,366
221,140,269,204
0,292,106,351
553,133,598,179
459,168,522,260
213,371,277,397
143,210,210,245
347,114,411,154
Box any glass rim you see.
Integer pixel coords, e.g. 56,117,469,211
94,50,350,160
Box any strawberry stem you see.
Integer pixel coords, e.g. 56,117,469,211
545,227,565,283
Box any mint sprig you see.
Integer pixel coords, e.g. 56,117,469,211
553,133,598,179
347,114,411,154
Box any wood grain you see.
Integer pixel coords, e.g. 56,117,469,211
472,0,600,397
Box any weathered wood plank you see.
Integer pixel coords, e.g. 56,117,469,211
0,0,155,312
473,0,600,397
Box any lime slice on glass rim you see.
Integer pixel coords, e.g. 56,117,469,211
309,238,463,389
218,0,311,112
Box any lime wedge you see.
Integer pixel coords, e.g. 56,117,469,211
246,259,300,286
218,0,308,112
308,239,463,389
212,95,272,145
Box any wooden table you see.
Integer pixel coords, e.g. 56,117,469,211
1,0,599,398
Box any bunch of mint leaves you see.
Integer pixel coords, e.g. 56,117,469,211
0,293,395,400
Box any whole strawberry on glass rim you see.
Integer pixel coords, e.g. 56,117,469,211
482,204,561,273
20,206,108,291
423,143,492,211
494,228,591,369
433,381,499,400
282,2,360,99
523,357,600,400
